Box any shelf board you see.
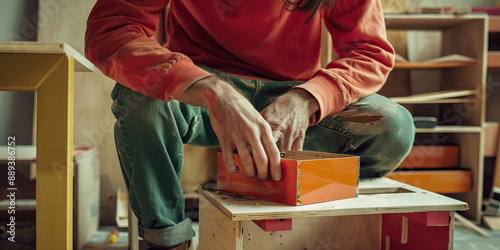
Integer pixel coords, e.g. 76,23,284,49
394,61,476,69
488,52,500,69
0,42,96,72
490,16,500,32
385,13,488,30
393,98,476,104
416,126,483,133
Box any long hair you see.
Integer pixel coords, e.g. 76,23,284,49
282,0,334,23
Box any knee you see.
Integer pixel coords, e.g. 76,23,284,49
389,104,415,160
380,104,416,167
363,107,415,178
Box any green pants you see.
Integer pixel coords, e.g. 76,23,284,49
111,66,415,247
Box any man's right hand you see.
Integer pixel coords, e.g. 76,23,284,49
179,76,282,182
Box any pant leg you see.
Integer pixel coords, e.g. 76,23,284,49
254,80,416,179
110,67,259,247
304,94,416,178
111,83,219,247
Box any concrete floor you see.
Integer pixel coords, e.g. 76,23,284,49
454,226,500,250
79,222,500,250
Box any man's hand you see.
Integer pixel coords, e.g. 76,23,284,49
261,89,319,151
179,77,282,182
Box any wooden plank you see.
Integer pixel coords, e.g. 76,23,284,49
387,170,471,194
389,89,477,103
415,126,483,133
200,178,468,221
0,145,36,164
484,122,499,157
36,55,74,250
449,212,455,250
385,14,487,30
0,42,95,72
455,213,491,238
394,61,476,69
0,54,65,91
493,127,500,188
392,98,476,104
180,145,218,194
128,202,139,250
448,132,484,224
385,14,488,30
483,215,500,230
242,214,381,249
488,52,500,69
398,145,459,169
490,16,500,32
198,192,241,250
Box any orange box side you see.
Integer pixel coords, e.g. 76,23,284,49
216,152,298,205
298,157,359,205
399,145,459,169
386,170,471,193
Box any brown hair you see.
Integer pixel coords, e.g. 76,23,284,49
282,0,334,23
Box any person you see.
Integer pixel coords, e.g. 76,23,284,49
85,0,415,249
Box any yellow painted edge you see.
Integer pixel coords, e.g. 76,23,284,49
66,55,74,249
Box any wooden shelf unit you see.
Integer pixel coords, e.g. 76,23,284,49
490,16,500,33
488,51,500,69
415,126,483,133
394,61,476,69
382,14,487,224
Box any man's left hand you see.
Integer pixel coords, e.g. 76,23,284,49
261,89,319,151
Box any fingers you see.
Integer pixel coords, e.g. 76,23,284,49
261,130,282,181
271,128,282,145
247,139,269,182
221,142,239,174
280,129,293,151
236,141,256,179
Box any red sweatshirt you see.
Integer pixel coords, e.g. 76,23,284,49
85,0,394,124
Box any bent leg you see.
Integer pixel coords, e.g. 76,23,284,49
304,94,416,178
111,83,218,247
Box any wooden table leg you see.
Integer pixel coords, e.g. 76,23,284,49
36,55,74,249
129,201,139,250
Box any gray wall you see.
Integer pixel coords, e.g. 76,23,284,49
0,0,38,145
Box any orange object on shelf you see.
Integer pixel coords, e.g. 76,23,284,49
399,145,459,169
216,151,359,206
386,170,471,193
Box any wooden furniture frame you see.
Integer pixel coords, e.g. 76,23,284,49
0,42,95,249
198,178,467,250
379,14,487,223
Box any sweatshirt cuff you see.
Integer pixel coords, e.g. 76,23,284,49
292,75,344,125
163,60,214,102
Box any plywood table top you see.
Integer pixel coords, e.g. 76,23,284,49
200,177,468,221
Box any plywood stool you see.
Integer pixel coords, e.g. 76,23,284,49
198,178,468,250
